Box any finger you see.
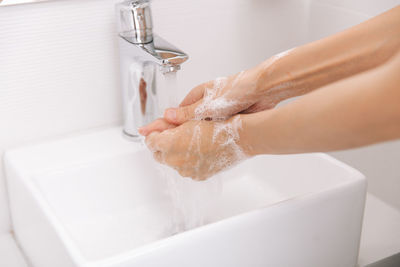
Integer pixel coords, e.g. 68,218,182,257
166,97,248,124
138,118,176,136
145,131,161,152
153,151,164,163
177,169,192,178
179,82,211,107
164,100,201,125
194,175,209,181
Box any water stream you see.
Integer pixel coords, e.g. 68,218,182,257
156,72,224,235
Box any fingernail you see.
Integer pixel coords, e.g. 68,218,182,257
138,127,147,136
165,109,177,121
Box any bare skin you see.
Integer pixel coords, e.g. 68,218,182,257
145,118,244,180
140,6,400,131
141,6,400,180
240,52,400,155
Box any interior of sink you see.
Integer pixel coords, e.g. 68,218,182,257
30,148,353,262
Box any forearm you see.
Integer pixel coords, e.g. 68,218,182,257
241,52,400,155
252,6,400,103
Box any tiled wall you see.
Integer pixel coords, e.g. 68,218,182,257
0,0,309,235
0,0,122,235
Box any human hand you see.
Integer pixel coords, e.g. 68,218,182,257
138,54,298,136
162,67,277,125
144,116,249,180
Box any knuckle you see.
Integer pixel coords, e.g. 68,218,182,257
145,132,162,152
145,137,154,149
154,118,164,126
181,107,191,121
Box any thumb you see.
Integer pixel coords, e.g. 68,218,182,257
164,101,201,125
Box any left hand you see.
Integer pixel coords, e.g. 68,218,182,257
144,117,248,180
138,60,282,136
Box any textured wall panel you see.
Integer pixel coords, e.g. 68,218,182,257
0,0,122,234
0,0,309,236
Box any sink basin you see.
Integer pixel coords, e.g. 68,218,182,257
4,127,366,267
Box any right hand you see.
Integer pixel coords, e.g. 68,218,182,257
162,63,278,125
144,116,250,180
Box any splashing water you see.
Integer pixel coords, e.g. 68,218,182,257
156,164,223,234
148,69,252,235
154,118,246,236
149,73,226,235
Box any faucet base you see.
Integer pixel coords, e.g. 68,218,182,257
122,130,143,142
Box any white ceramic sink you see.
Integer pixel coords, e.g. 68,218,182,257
4,127,366,267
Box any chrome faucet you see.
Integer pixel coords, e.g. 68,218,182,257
116,0,188,140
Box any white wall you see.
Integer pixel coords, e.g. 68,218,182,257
0,0,309,235
307,0,400,209
0,0,122,235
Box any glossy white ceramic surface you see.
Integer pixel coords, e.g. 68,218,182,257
0,233,28,267
5,127,366,267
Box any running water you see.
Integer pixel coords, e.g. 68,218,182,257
153,72,224,235
156,164,223,234
158,72,180,113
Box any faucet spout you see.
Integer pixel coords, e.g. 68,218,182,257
120,34,188,74
116,0,188,140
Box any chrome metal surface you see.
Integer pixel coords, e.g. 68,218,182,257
117,0,153,44
116,0,188,140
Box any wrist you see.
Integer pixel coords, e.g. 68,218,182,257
253,54,297,105
235,112,276,156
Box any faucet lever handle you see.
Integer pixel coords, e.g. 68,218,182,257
117,0,153,44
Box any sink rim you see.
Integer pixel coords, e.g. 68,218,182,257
3,127,366,266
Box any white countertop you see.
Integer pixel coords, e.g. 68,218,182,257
358,194,400,266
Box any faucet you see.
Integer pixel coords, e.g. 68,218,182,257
116,0,188,140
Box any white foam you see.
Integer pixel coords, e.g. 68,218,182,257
194,76,238,121
210,116,247,172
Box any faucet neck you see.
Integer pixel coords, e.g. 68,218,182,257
117,0,153,44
